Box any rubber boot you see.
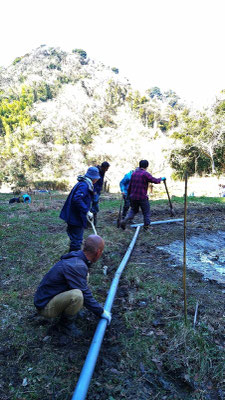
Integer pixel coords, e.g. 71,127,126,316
58,314,82,338
120,216,131,230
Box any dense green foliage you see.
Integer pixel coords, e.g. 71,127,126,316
12,56,23,65
0,86,33,133
0,46,224,191
111,67,119,74
147,87,181,108
72,48,87,59
0,87,34,186
170,102,225,177
0,85,64,190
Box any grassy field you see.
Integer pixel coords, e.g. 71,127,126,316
0,192,224,400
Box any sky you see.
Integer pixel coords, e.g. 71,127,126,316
1,0,225,109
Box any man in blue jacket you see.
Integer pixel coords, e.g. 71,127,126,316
119,170,134,218
91,161,110,226
60,166,100,251
34,235,111,337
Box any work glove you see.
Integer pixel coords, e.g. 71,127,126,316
101,309,112,325
161,177,166,181
87,211,93,221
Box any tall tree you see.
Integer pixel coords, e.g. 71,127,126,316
170,106,225,176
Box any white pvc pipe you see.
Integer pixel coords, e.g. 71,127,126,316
71,226,141,400
130,218,184,227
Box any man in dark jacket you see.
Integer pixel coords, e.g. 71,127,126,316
34,235,111,337
120,160,166,231
60,166,100,251
91,161,110,226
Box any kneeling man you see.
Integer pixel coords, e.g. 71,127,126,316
34,235,111,337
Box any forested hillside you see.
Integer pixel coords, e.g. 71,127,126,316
0,45,224,192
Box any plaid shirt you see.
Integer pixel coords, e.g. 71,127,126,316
128,168,162,200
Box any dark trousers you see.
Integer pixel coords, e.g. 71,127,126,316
122,194,131,218
91,193,100,215
127,199,150,226
67,225,84,251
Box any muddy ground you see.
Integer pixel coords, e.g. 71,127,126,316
93,201,225,400
0,197,224,400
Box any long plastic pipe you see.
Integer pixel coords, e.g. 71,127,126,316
71,225,141,400
131,218,184,227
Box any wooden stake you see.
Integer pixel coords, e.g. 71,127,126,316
183,172,188,325
117,196,123,228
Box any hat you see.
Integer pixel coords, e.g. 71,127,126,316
85,167,100,180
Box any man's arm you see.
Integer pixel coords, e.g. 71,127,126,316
120,174,128,194
94,177,103,194
72,183,89,214
146,171,162,184
127,174,133,195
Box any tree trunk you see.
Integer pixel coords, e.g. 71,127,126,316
209,148,215,173
195,157,198,174
211,157,215,174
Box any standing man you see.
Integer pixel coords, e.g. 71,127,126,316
60,167,100,251
34,235,111,337
119,170,134,218
120,160,166,231
91,161,110,226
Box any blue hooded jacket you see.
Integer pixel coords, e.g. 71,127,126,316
60,177,93,227
119,171,133,196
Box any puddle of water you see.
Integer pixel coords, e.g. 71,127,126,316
157,231,225,284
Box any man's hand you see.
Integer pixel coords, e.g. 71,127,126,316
87,211,93,220
101,309,112,325
161,177,166,181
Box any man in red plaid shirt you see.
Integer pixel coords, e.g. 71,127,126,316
120,160,166,231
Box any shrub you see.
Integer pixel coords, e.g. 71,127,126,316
112,67,119,74
32,180,69,191
158,119,169,131
72,49,87,59
57,75,71,84
47,63,61,71
13,57,22,65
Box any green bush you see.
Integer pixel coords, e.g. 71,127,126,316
19,75,26,83
158,119,169,131
147,86,162,99
10,172,29,192
33,83,57,102
13,57,22,65
32,180,69,191
57,75,71,84
72,49,87,59
112,67,119,74
47,63,61,71
148,112,154,127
